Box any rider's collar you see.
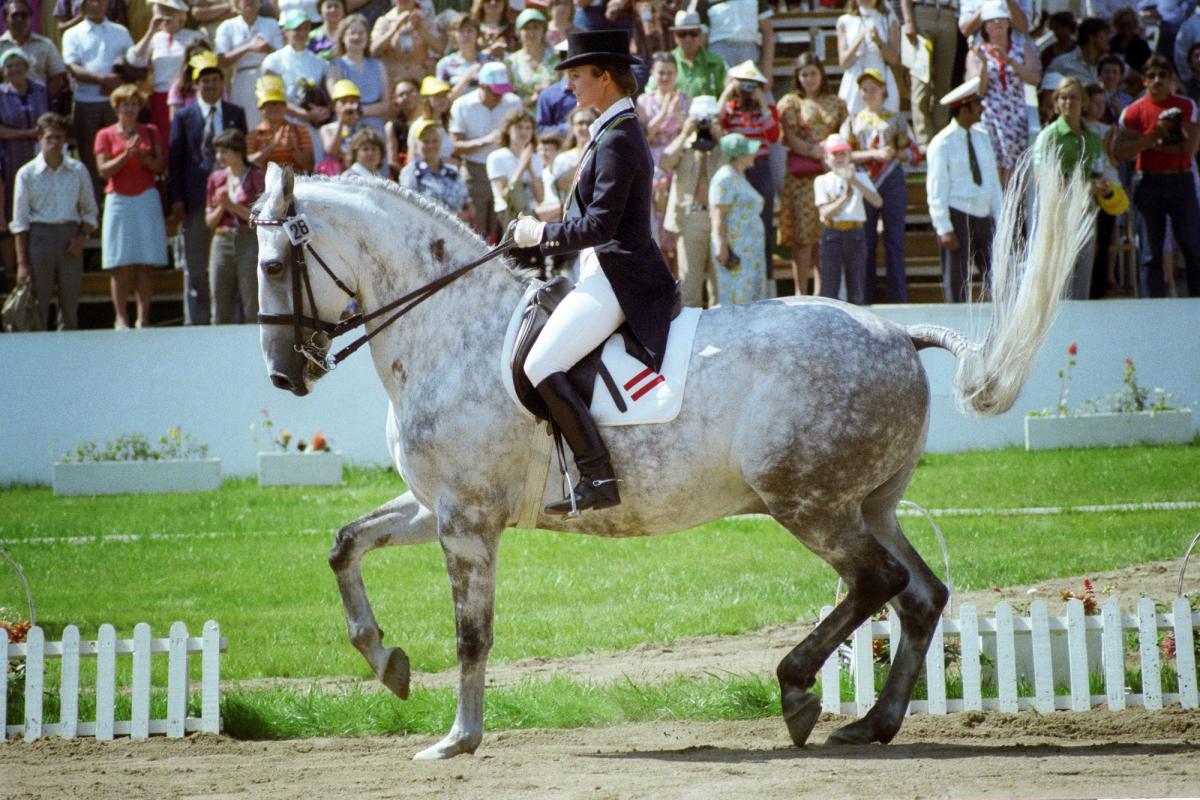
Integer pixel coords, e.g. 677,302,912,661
588,96,635,142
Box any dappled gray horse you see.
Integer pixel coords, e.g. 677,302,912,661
252,162,1093,760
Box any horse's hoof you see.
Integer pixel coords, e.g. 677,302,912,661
781,689,822,747
380,647,411,700
413,734,480,761
825,718,876,746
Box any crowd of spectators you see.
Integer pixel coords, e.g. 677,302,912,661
3,0,1198,332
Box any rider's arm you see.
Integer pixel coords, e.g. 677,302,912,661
538,122,638,254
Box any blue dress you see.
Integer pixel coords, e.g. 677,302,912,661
0,80,49,213
708,164,767,306
330,56,386,135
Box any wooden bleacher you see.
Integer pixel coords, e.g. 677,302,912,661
768,9,946,301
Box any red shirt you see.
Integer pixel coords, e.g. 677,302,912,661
94,123,162,196
206,165,266,231
1119,92,1198,172
719,101,781,158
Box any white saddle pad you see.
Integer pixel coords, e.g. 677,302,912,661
501,283,703,427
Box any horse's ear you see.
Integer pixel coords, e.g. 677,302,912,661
282,165,294,200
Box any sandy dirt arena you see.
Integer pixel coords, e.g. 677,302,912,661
5,561,1200,800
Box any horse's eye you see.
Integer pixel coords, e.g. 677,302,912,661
262,260,285,278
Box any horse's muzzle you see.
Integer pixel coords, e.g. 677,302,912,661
270,371,310,396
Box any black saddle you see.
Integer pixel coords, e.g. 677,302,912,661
510,275,683,422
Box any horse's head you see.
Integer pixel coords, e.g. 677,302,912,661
254,164,359,397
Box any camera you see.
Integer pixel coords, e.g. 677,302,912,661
691,115,717,151
1158,107,1185,144
739,81,759,94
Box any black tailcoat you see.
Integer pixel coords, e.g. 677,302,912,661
539,104,676,371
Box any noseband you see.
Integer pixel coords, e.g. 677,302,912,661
251,202,515,372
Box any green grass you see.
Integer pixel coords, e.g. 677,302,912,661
2,445,1198,736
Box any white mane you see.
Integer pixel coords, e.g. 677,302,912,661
272,173,535,282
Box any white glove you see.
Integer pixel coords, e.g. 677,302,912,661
513,215,546,248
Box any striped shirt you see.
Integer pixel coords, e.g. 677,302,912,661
247,121,314,172
718,101,781,157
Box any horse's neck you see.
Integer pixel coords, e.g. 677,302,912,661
333,201,523,397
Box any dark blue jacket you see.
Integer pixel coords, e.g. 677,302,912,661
540,103,676,370
168,100,248,213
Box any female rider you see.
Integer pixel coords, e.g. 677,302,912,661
514,29,676,516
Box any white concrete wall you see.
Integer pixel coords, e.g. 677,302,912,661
2,299,1197,485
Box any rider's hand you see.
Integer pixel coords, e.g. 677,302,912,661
513,215,546,248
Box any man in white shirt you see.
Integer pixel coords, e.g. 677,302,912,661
925,77,1004,303
215,0,283,129
61,0,133,203
449,61,523,240
12,112,99,330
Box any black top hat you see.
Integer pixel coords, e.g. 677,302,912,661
555,29,637,70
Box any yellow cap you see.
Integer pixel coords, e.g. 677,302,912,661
410,117,441,143
331,79,361,101
857,67,886,87
188,50,220,80
419,75,451,96
255,74,286,107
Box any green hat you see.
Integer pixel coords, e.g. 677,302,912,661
515,8,546,29
719,132,761,158
280,8,311,29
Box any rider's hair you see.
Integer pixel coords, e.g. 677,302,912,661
587,60,638,97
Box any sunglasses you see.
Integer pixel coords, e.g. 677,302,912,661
674,29,700,38
7,10,29,18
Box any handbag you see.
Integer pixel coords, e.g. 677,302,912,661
2,282,43,333
788,150,825,178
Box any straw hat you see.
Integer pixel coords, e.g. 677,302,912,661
727,59,768,85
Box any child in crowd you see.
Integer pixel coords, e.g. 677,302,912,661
535,129,562,218
205,127,264,324
1097,54,1133,124
346,127,389,178
813,133,881,306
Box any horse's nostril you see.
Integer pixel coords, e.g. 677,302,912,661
270,372,293,391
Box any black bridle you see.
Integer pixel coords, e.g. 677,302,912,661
251,202,515,372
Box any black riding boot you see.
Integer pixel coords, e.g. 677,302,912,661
535,372,621,515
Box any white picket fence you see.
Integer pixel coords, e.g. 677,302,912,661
2,620,225,741
821,597,1200,716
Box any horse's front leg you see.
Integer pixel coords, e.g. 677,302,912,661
414,502,503,761
328,490,438,699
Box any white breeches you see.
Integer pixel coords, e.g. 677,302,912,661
524,248,626,386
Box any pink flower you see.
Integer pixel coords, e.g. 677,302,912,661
1068,343,1077,356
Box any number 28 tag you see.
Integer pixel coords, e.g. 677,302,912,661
283,213,314,246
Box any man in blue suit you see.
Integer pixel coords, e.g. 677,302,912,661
169,50,248,325
515,29,676,516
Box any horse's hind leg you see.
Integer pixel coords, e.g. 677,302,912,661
413,500,503,761
328,490,438,700
827,507,947,746
770,508,910,748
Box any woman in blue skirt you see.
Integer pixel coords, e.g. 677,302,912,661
95,84,169,329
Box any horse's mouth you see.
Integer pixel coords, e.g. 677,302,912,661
270,370,311,396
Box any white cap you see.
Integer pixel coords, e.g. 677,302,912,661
980,0,1010,22
939,76,982,107
688,95,719,119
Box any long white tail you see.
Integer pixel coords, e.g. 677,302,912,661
909,150,1096,416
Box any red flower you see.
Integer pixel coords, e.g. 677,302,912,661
1068,343,1077,356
